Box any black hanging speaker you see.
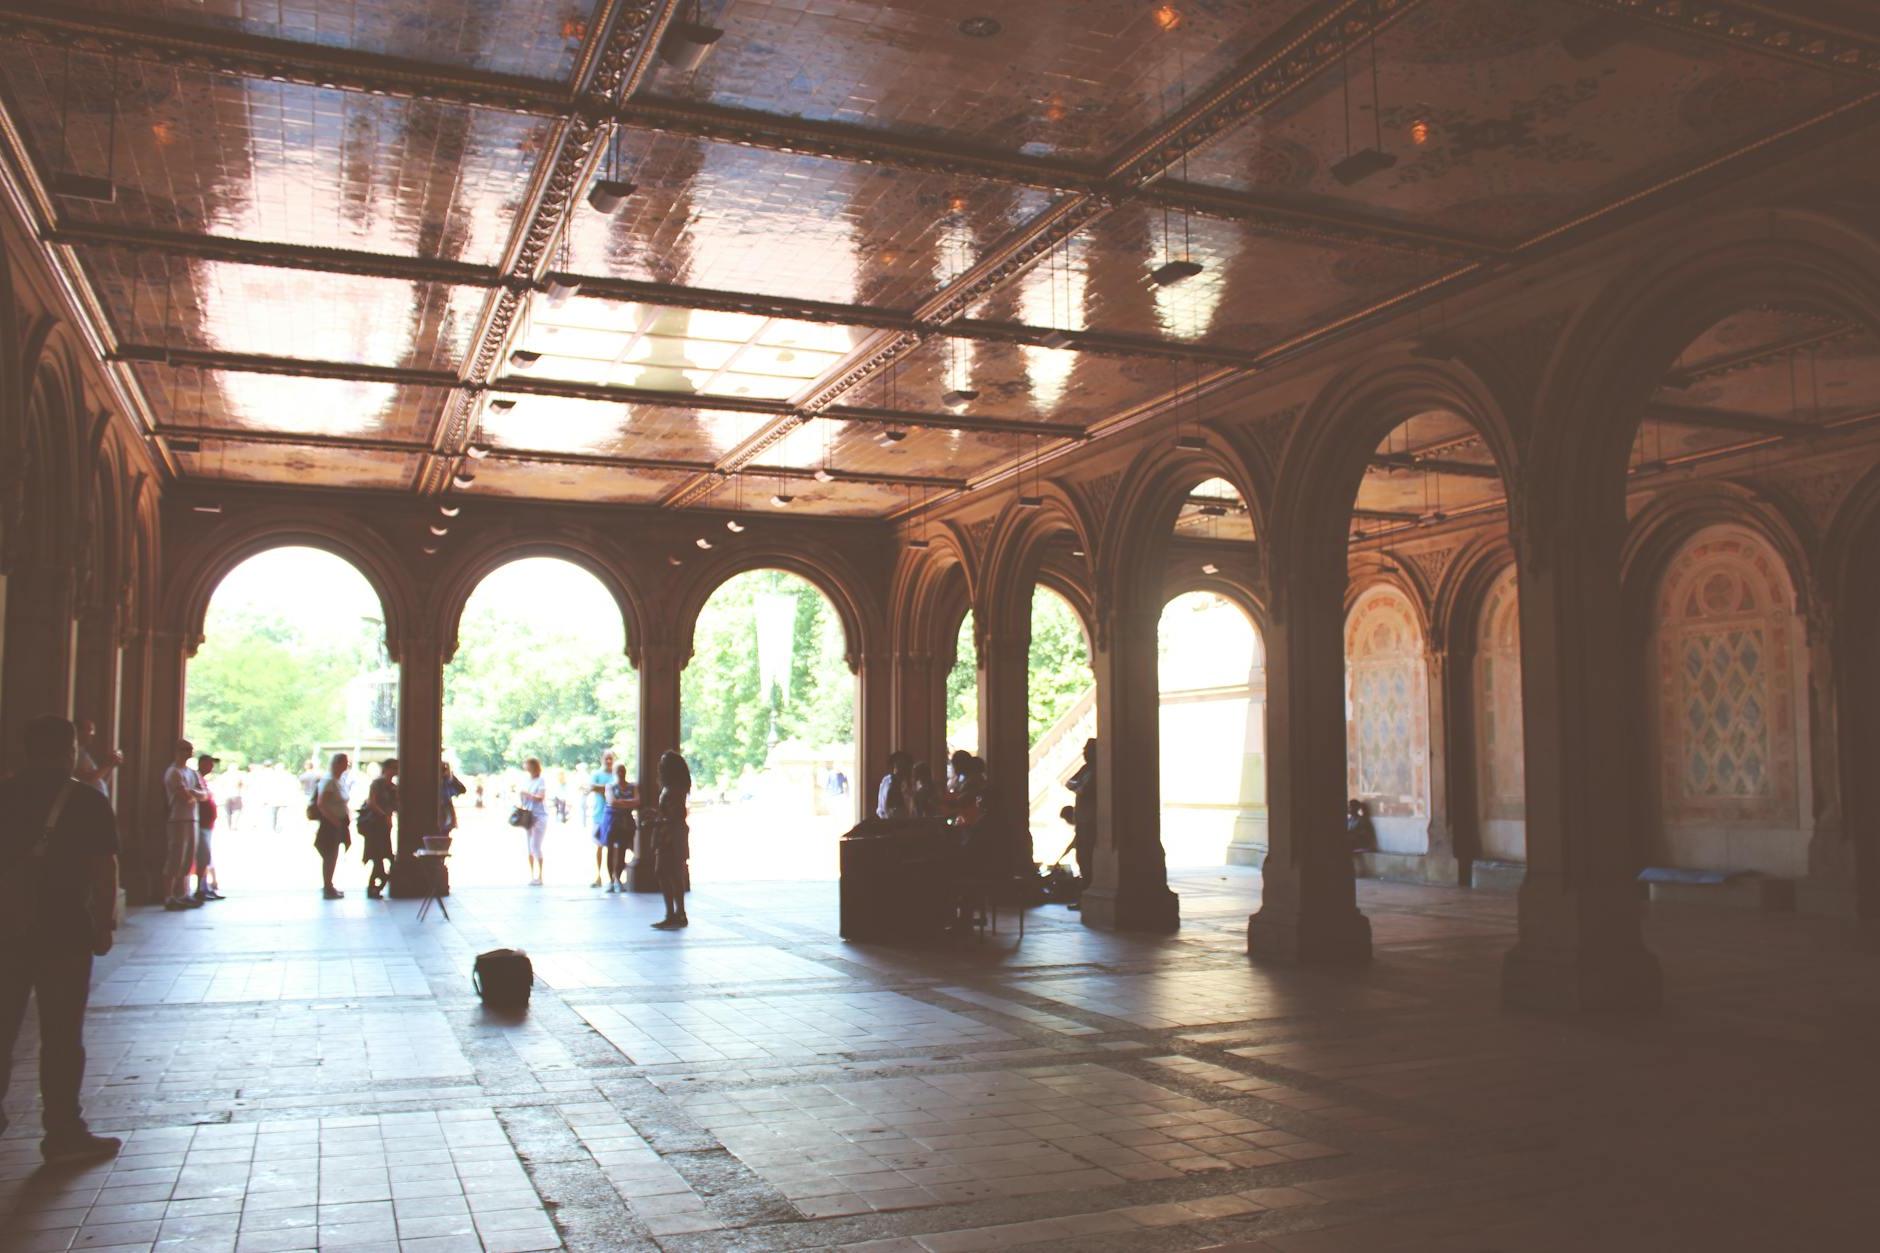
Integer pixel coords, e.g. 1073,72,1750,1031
658,21,724,73
473,949,533,1007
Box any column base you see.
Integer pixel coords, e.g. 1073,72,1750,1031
1080,883,1179,932
1246,904,1372,964
629,835,660,893
1500,939,1662,1013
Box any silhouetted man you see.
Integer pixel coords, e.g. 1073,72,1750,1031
0,715,122,1163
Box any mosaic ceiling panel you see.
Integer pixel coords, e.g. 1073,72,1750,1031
564,131,1056,307
1179,0,1853,242
133,363,450,441
81,0,603,81
84,247,484,372
0,0,1859,515
643,0,1308,160
0,47,542,262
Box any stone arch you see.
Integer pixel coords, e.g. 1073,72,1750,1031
166,516,413,661
1099,433,1268,628
671,544,878,672
1622,484,1816,631
1344,583,1432,854
978,484,1097,646
436,539,645,666
890,530,974,663
1531,210,1880,547
1271,356,1519,608
1344,552,1434,642
1160,571,1270,642
1644,523,1809,875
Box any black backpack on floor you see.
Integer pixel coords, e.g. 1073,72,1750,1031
473,948,533,1007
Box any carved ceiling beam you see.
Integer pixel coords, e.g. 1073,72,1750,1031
1660,322,1860,387
1558,0,1880,79
417,0,679,496
47,223,503,288
821,405,1088,440
0,5,574,112
1366,452,1504,479
112,344,458,389
1352,507,1424,522
1644,403,1821,436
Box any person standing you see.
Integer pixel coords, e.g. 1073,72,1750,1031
1066,738,1098,904
875,750,912,820
589,750,616,887
161,739,207,910
0,716,122,1163
440,760,466,835
909,761,939,818
361,759,398,899
650,751,691,930
73,718,121,798
521,758,548,886
605,763,638,894
194,753,224,902
314,753,352,900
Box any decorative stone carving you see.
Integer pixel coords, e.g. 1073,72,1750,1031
1408,546,1459,590
1244,404,1299,476
1082,471,1122,527
1768,465,1861,534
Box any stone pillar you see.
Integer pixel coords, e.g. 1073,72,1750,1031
73,605,120,756
1501,524,1661,1011
0,564,76,765
389,635,444,899
891,650,944,776
1420,647,1466,886
1798,607,1855,917
978,628,1033,872
634,640,682,892
1225,662,1268,866
1082,605,1179,930
857,650,893,824
1247,555,1372,964
116,628,156,902
141,629,191,902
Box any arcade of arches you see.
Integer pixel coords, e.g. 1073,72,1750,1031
2,4,1880,1245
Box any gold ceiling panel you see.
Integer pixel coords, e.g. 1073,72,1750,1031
135,363,448,442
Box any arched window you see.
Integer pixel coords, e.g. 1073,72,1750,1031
1157,591,1266,867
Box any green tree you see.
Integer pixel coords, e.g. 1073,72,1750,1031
1028,589,1092,747
946,613,978,749
185,601,374,767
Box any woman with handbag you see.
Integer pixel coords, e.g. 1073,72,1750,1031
360,759,397,899
312,753,352,900
518,758,549,886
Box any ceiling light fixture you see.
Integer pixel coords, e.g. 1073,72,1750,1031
452,468,476,489
487,397,517,412
168,437,201,454
189,503,222,514
1016,494,1043,509
1038,329,1076,350
813,467,835,483
1330,5,1397,186
695,537,713,550
1149,258,1202,286
1201,562,1220,575
588,121,637,213
940,387,978,408
542,275,581,307
876,427,907,448
726,519,745,533
465,442,491,460
771,492,794,507
659,4,725,73
439,505,460,518
668,554,684,566
508,348,541,368
1071,548,1085,558
428,524,449,537
52,54,118,203
1175,433,1208,451
422,544,439,556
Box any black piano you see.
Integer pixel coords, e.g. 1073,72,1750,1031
838,818,961,941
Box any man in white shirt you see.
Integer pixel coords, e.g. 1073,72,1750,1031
161,739,208,910
876,751,912,820
74,719,120,799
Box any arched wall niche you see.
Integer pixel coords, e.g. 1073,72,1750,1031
166,517,413,662
1646,523,1810,876
669,544,879,673
1344,583,1432,855
1472,564,1526,862
436,539,645,667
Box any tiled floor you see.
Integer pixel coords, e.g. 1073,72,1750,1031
4,867,1877,1251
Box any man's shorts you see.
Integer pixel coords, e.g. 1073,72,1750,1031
166,820,198,876
196,825,215,871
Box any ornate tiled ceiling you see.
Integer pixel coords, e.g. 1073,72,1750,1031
0,0,1872,521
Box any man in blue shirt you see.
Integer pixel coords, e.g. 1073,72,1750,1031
588,750,616,887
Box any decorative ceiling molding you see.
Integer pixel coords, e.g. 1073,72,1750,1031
416,0,674,495
1559,0,1880,79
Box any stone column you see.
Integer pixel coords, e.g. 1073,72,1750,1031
116,628,156,902
73,604,120,753
1082,605,1179,930
1501,524,1661,1011
141,628,191,902
634,640,683,892
1247,553,1372,964
1798,607,1854,917
891,650,943,775
389,635,444,899
1420,646,1466,886
0,564,76,764
1225,661,1268,866
978,628,1033,872
857,650,894,824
